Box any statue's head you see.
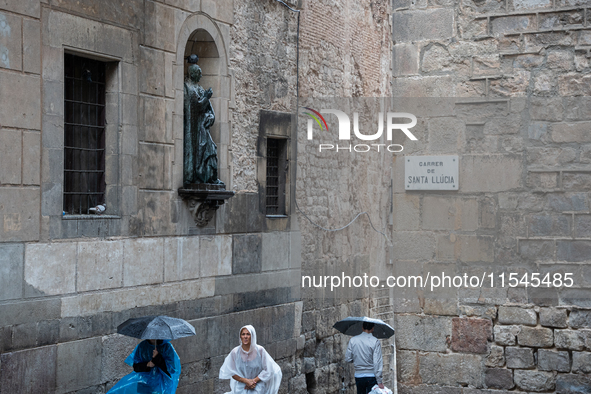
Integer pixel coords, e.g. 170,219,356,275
188,64,202,83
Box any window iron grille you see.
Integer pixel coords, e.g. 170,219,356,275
63,54,106,214
266,138,287,215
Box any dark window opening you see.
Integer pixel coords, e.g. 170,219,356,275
266,138,287,216
305,372,317,394
63,54,106,214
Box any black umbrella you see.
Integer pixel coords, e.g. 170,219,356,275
333,316,394,339
117,315,196,340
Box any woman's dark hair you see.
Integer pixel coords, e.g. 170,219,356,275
362,322,375,330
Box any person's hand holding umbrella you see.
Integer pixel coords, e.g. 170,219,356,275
107,315,195,394
146,348,159,368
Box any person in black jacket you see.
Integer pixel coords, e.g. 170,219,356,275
107,339,181,394
131,340,170,377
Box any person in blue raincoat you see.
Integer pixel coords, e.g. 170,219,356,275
107,339,181,394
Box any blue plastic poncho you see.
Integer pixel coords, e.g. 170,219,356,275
107,340,181,394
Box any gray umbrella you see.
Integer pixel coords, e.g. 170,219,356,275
333,316,394,339
117,315,196,340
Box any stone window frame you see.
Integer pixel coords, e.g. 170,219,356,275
256,110,294,228
60,49,120,220
41,10,135,238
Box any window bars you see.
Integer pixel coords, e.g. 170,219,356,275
63,54,106,214
266,138,287,215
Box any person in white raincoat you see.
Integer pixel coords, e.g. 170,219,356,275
219,325,282,394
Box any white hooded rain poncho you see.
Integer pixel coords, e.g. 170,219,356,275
219,325,282,394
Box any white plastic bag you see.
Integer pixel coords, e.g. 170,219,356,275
369,384,393,394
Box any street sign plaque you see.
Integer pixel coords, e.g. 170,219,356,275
405,155,459,191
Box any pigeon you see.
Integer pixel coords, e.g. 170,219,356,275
89,204,106,214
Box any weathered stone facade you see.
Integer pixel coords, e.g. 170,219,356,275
296,0,395,391
2,0,591,392
0,0,394,393
0,0,305,392
392,0,591,391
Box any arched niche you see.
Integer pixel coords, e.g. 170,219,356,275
174,13,231,190
184,30,220,77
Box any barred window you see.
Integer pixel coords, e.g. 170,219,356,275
63,54,106,214
266,138,287,216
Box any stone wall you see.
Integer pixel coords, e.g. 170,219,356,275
229,0,298,192
0,302,302,394
0,0,302,242
0,230,301,393
0,0,307,392
391,0,591,391
397,307,591,392
0,0,399,392
296,0,395,392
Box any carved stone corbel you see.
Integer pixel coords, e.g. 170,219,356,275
178,183,235,227
187,199,218,227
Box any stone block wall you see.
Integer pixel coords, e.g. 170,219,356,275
393,0,591,98
0,0,302,242
0,232,301,392
0,3,41,243
0,0,310,392
397,308,591,392
0,0,398,392
391,0,591,391
389,95,591,391
0,302,303,394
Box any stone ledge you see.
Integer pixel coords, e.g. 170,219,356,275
500,50,543,56
504,26,591,36
456,98,509,104
528,168,591,173
470,75,504,81
62,214,121,220
475,6,589,19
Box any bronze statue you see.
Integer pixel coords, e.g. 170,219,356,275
183,54,223,185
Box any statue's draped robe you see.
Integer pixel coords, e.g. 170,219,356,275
183,81,220,184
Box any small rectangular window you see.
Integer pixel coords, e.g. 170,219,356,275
266,138,287,216
63,54,106,214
